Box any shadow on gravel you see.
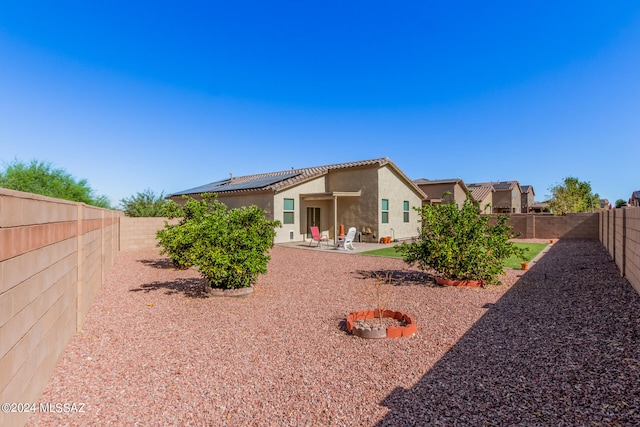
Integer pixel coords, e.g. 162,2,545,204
377,239,640,426
130,277,209,299
355,269,438,287
138,258,176,269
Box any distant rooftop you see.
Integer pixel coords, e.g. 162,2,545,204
468,181,520,191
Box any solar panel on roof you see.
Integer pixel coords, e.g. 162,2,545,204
171,179,230,196
215,172,301,192
171,171,302,196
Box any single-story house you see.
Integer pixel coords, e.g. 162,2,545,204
167,158,426,244
413,178,469,207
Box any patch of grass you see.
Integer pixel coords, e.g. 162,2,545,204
503,242,548,269
361,242,549,269
359,246,403,258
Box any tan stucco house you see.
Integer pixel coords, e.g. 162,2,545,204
413,178,469,207
167,158,426,244
468,181,522,213
521,185,535,213
469,184,494,213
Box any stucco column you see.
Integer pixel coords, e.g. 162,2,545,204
334,195,338,244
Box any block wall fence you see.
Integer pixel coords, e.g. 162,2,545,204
119,216,175,251
0,189,122,427
121,213,602,251
1,190,639,427
486,212,600,240
600,207,640,295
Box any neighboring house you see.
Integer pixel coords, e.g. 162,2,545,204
631,191,640,207
467,181,522,213
413,178,469,207
530,201,551,213
468,184,494,213
600,199,610,210
520,185,535,213
167,158,426,244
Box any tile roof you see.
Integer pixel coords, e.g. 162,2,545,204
632,190,640,200
468,181,520,191
413,178,469,199
169,157,425,198
414,178,464,185
521,185,534,194
469,185,494,202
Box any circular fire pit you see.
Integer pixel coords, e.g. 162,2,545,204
205,286,254,297
346,309,417,339
436,278,483,287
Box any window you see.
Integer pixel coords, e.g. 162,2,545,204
381,199,389,224
403,201,410,223
283,198,295,224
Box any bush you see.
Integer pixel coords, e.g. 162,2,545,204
0,159,111,208
156,194,281,289
120,188,168,217
397,195,525,286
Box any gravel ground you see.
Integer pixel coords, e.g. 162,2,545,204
27,239,640,426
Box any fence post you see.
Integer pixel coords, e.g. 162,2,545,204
613,209,616,262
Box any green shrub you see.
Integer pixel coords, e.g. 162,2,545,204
397,194,525,286
0,159,111,208
156,194,281,289
120,188,168,217
156,195,212,269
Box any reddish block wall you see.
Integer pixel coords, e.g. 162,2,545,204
487,213,600,240
0,189,121,427
601,208,640,295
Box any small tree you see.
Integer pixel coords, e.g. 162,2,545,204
0,159,111,208
547,176,599,215
120,188,168,217
157,194,281,289
397,195,525,286
615,199,627,209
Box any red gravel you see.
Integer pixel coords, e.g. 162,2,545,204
27,240,640,426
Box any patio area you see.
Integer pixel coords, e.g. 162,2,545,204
276,239,401,254
26,239,640,426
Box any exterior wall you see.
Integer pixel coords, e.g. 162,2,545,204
521,191,534,213
216,193,274,219
377,166,423,241
512,189,522,213
600,207,640,295
453,184,468,207
327,166,380,243
478,193,493,213
493,189,522,213
276,176,328,242
170,193,275,219
492,190,512,212
418,183,466,206
0,189,121,427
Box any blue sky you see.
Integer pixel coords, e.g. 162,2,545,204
1,1,639,207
